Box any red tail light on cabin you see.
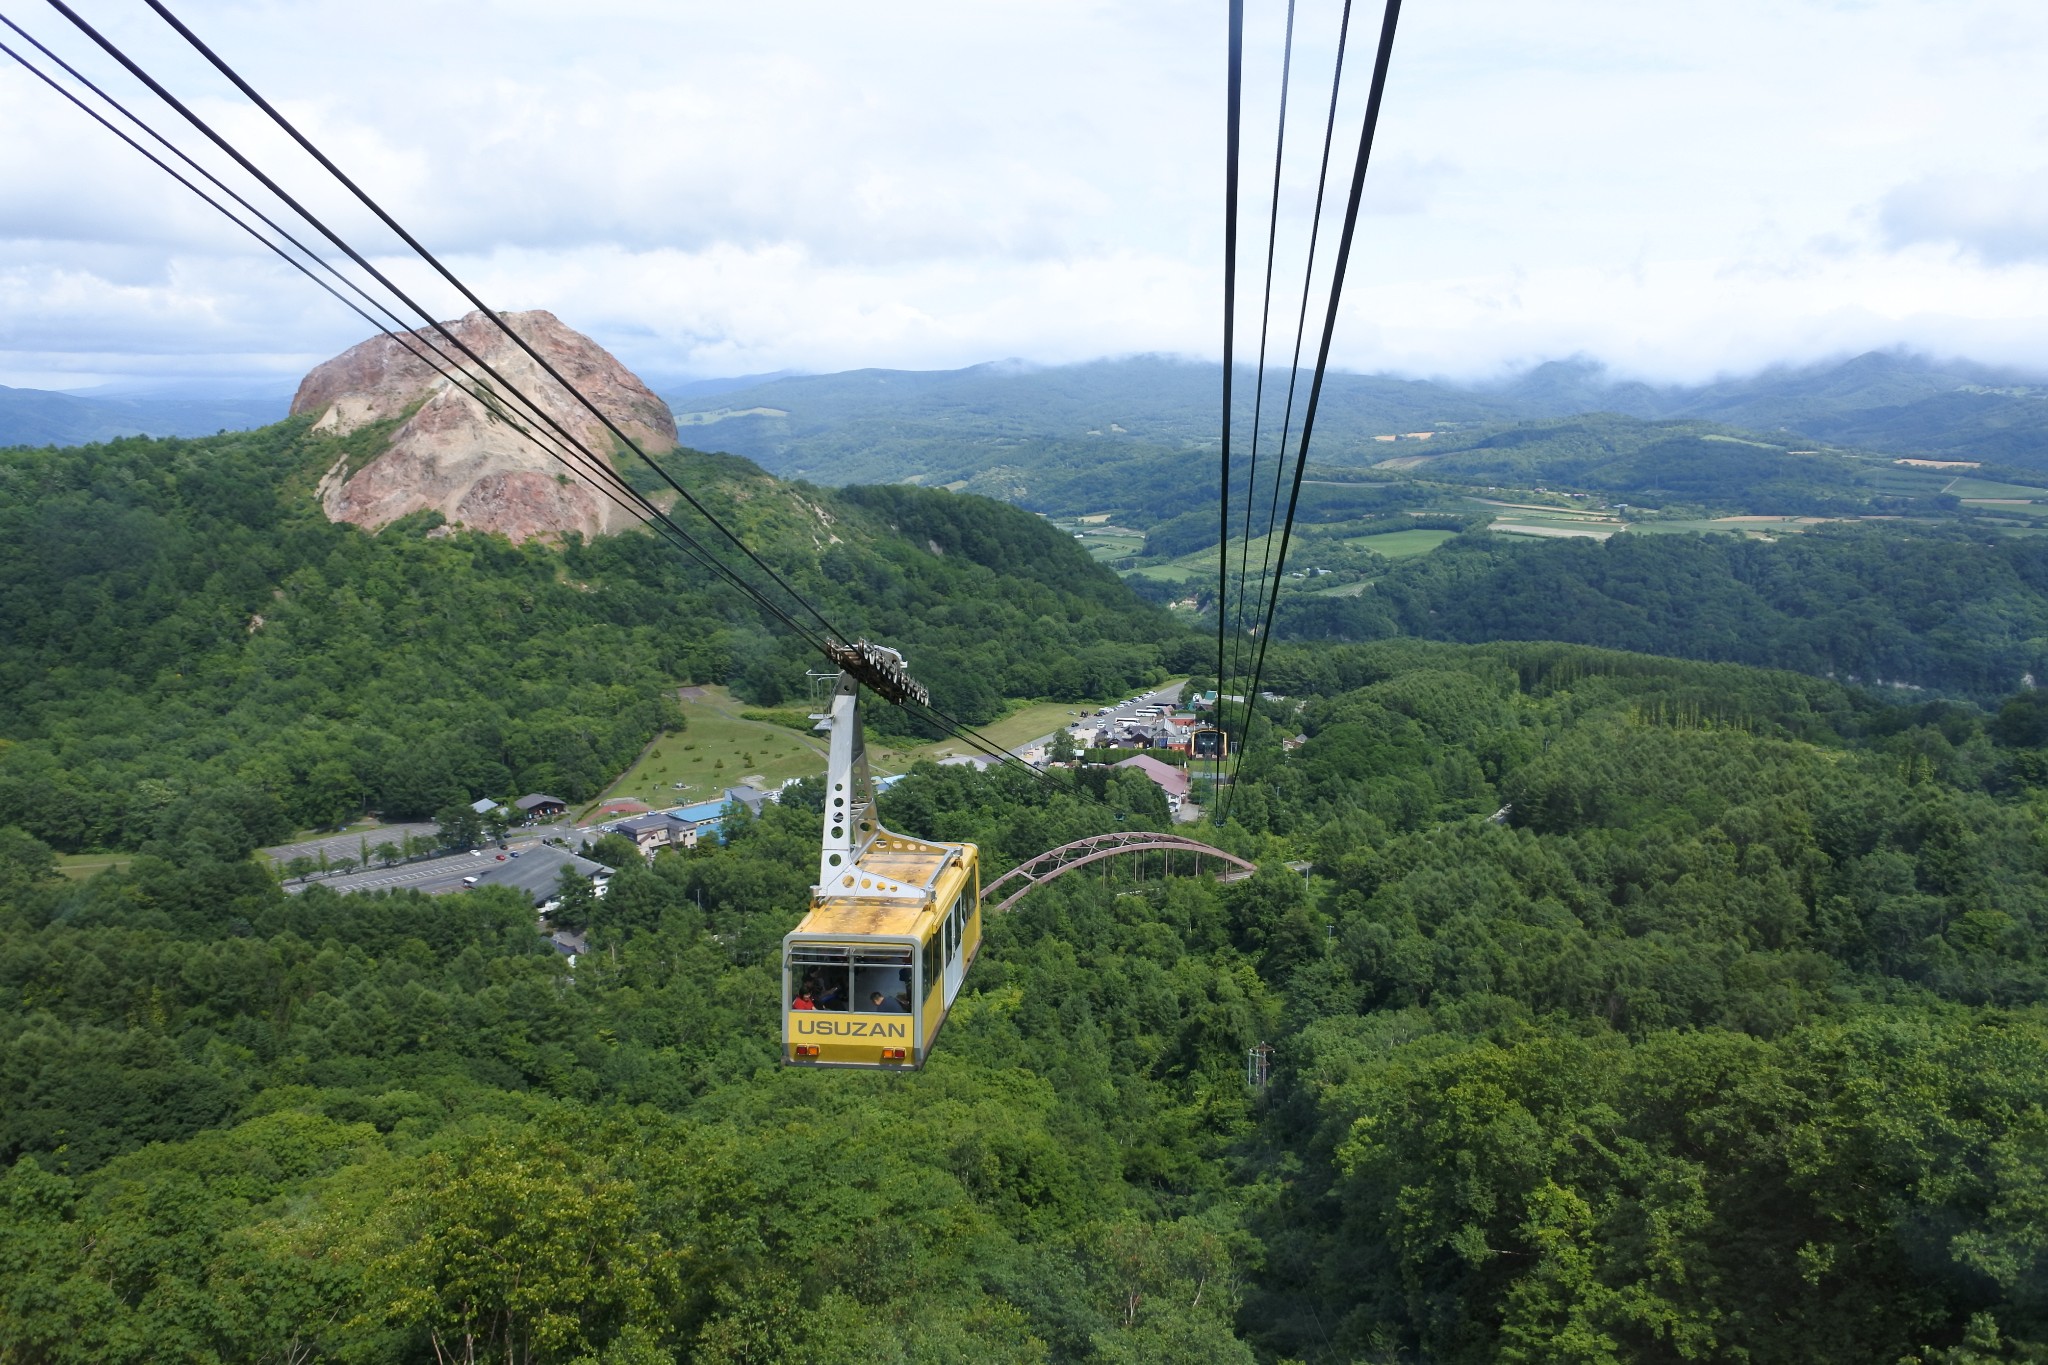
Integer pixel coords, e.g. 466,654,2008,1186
793,1045,821,1059
880,1047,907,1062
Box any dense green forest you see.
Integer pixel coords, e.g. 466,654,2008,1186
8,398,2048,1363
4,640,2047,1361
1278,525,2048,701
0,423,1195,851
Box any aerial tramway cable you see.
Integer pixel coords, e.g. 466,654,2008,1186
136,0,1062,793
39,0,854,671
44,0,831,636
1236,0,1355,726
1223,0,1298,758
1214,0,1246,813
133,0,849,653
0,21,815,650
1221,0,1404,826
23,0,1062,792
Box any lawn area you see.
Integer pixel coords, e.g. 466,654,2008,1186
592,685,830,814
58,853,133,881
1469,500,1627,541
592,684,1181,815
1945,476,2048,498
1948,476,2048,501
1077,532,1146,561
1338,528,1458,558
1634,516,1827,537
1130,522,1469,585
1489,520,1618,540
1126,533,1282,585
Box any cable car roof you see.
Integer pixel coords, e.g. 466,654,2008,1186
794,902,930,938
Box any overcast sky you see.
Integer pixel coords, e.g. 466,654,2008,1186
4,0,2047,392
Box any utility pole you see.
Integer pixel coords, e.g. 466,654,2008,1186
1246,1041,1273,1090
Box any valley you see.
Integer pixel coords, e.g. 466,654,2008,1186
5,339,2048,1364
6,0,2046,1356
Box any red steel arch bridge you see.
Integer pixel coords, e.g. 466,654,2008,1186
981,831,1257,914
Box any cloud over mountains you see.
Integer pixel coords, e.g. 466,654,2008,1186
3,0,2048,390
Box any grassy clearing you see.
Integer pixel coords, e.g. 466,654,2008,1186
58,853,133,881
593,685,830,813
1465,497,1615,518
1490,522,1617,540
595,685,1181,813
1948,477,2048,500
1126,533,1285,585
1467,499,1626,541
1863,468,1954,495
1076,532,1145,561
1337,528,1458,558
1630,516,1900,538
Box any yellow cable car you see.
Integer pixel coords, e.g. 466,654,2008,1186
784,651,980,1069
1191,726,1229,760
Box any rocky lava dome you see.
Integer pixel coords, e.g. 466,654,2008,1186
292,309,678,543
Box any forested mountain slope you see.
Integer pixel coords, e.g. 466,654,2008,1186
0,384,286,447
0,421,1195,851
1281,526,2048,701
663,351,2048,500
3,640,2045,1361
660,356,1517,487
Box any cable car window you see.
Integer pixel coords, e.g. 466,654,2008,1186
854,946,914,1013
789,942,911,1013
921,930,940,997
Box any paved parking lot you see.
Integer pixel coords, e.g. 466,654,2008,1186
280,823,577,896
264,821,438,868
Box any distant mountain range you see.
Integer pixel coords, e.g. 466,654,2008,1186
0,385,288,447
655,350,2048,489
12,348,2047,487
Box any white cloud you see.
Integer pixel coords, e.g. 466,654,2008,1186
1880,172,2048,265
2,0,2048,389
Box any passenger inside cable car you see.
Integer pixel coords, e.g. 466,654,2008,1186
787,942,917,1015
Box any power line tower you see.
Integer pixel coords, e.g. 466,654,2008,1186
1246,1041,1274,1091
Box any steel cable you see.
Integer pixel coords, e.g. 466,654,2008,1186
137,0,854,652
1223,0,1404,826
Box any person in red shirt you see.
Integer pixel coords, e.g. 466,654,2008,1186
791,987,816,1010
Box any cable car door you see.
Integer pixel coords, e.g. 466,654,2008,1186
942,900,965,1006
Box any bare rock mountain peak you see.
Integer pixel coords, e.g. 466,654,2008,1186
292,309,678,542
